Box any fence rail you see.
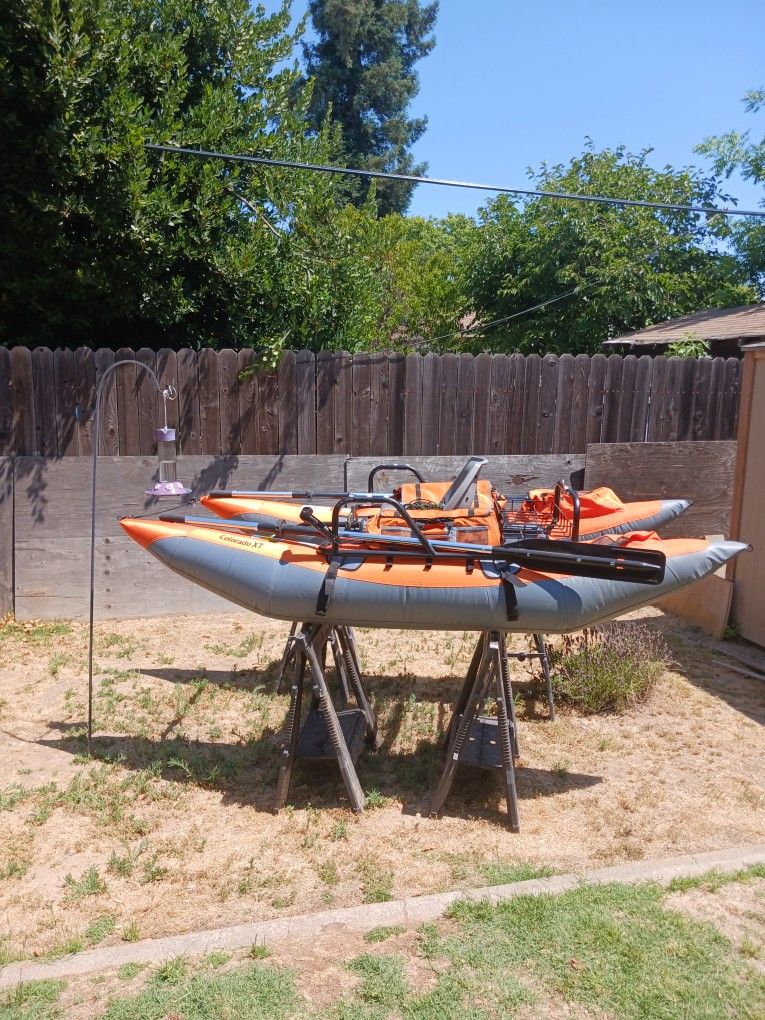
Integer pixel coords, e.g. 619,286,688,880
0,347,741,458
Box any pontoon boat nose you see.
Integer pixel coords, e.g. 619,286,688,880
119,517,180,549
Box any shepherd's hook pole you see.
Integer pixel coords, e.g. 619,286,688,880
87,360,173,755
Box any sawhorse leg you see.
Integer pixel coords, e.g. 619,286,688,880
494,634,520,831
274,636,307,809
498,633,521,760
274,624,367,814
533,633,555,721
430,633,492,817
303,636,366,813
442,633,486,753
336,626,378,747
431,631,521,831
275,621,299,694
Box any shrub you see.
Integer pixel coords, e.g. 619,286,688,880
551,624,669,714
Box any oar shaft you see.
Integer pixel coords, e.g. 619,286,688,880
158,513,664,582
208,490,387,500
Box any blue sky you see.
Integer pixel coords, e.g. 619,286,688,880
264,1,764,219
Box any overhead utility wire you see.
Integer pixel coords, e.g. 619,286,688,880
145,143,765,219
427,287,583,346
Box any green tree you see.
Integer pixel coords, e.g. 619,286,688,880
304,0,439,216
329,207,473,350
460,145,757,354
0,0,362,352
696,89,765,292
0,0,63,341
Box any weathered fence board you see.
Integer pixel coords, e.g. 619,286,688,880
584,441,737,538
32,347,56,457
114,347,138,455
74,346,96,456
520,353,542,455
455,352,476,453
351,354,372,456
368,352,389,457
600,354,623,444
437,352,458,455
553,352,575,454
568,352,591,452
140,349,160,453
237,348,258,455
718,357,741,439
277,350,297,455
403,352,423,455
0,348,741,458
295,350,316,455
387,353,405,454
613,353,636,444
95,348,119,455
177,348,201,455
13,455,347,619
487,354,510,456
537,353,559,454
690,358,712,441
218,348,240,455
676,357,698,441
334,352,352,456
10,347,35,456
0,457,12,615
585,353,607,447
316,350,337,456
0,348,14,456
472,352,492,455
54,347,77,456
198,348,220,455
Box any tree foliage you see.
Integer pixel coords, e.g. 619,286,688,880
304,0,438,215
326,206,472,350
0,3,759,358
0,0,367,351
459,145,758,354
696,89,765,293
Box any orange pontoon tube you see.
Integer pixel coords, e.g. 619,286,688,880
201,485,690,542
120,509,747,635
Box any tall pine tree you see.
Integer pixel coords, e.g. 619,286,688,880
304,0,438,215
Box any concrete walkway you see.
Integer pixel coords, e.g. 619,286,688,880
2,843,764,989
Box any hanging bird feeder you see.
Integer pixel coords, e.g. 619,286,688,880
146,388,191,498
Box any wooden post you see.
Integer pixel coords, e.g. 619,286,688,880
0,456,13,616
728,342,765,646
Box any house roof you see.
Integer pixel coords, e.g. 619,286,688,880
604,304,765,346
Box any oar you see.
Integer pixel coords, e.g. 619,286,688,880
323,528,666,584
207,489,389,501
158,513,666,585
160,512,319,540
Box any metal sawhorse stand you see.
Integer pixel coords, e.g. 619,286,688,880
274,623,377,814
431,630,529,831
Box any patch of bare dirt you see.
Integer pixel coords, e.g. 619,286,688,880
0,606,763,966
666,878,765,972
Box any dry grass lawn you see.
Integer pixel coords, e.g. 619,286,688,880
0,605,763,968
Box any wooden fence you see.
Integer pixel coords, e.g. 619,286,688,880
0,347,741,458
